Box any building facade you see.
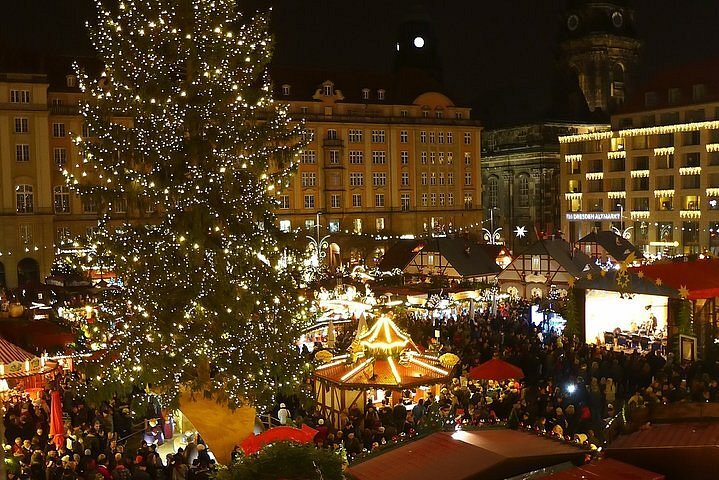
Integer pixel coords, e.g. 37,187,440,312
559,66,719,256
560,0,641,115
273,67,483,266
481,122,609,253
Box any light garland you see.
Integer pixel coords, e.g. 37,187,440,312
585,172,603,180
607,191,626,199
706,143,719,152
679,210,701,219
564,154,583,162
706,188,719,197
653,147,675,156
630,170,650,178
607,150,626,159
654,189,675,198
679,167,701,176
559,131,613,144
619,120,719,137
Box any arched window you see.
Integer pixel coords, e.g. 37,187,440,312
487,176,499,208
612,64,625,104
16,184,33,214
518,174,530,207
17,257,40,286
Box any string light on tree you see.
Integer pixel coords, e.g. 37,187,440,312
67,0,312,412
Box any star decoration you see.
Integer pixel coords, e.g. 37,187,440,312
600,269,607,277
514,225,527,238
655,278,663,286
637,271,644,279
586,273,593,281
678,285,690,299
568,277,575,288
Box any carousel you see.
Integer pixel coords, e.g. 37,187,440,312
313,313,458,427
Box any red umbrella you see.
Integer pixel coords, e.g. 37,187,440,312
48,390,65,449
467,358,524,381
240,424,319,455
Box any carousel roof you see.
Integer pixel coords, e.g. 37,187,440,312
314,315,454,389
357,315,411,352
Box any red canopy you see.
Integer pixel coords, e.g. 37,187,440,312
240,424,318,455
634,259,719,299
468,358,524,380
48,390,65,449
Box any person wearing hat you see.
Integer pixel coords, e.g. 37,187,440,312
277,403,291,426
314,418,328,446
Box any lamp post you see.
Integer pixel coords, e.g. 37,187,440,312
612,203,633,240
306,211,330,272
482,207,502,245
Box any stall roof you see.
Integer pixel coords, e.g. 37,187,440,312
576,231,645,261
514,238,592,277
574,269,678,298
606,422,719,480
378,237,501,278
633,259,719,299
348,430,584,480
543,458,664,480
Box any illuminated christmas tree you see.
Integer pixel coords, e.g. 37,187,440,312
68,0,310,411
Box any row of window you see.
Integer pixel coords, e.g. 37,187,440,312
9,118,69,137
485,175,531,208
300,149,471,166
312,128,473,144
15,184,150,215
298,171,473,188
279,191,474,210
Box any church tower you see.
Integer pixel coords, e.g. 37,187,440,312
560,0,641,115
393,6,443,83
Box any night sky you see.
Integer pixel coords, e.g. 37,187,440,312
2,1,718,120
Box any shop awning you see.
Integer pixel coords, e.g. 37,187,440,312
633,259,719,299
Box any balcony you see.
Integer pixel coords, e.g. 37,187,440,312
630,211,651,220
50,104,80,116
322,138,344,148
706,143,719,153
680,210,701,219
564,154,582,162
607,150,626,159
654,189,675,197
607,191,626,199
585,172,603,180
654,147,675,156
679,166,701,176
631,170,650,178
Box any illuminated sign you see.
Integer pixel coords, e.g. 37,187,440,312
649,241,679,247
566,212,621,222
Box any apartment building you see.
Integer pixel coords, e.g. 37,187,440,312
559,63,719,256
273,67,483,266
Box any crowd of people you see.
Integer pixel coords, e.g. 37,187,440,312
2,376,215,480
287,295,719,458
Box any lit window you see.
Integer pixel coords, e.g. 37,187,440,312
282,84,290,96
279,220,291,232
353,218,363,234
376,217,385,230
303,194,315,209
16,184,33,214
531,255,541,271
53,186,70,213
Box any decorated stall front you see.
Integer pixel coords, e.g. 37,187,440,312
0,337,58,394
497,237,593,299
313,314,457,427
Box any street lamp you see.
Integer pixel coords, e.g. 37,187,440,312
612,203,633,239
306,211,330,270
482,207,502,245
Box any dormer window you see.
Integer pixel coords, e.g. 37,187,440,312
322,82,333,97
692,84,706,101
377,89,385,101
422,110,430,118
66,75,77,88
362,88,370,100
668,87,681,105
435,110,443,118
282,84,290,96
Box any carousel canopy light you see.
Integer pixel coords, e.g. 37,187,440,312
358,315,411,353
